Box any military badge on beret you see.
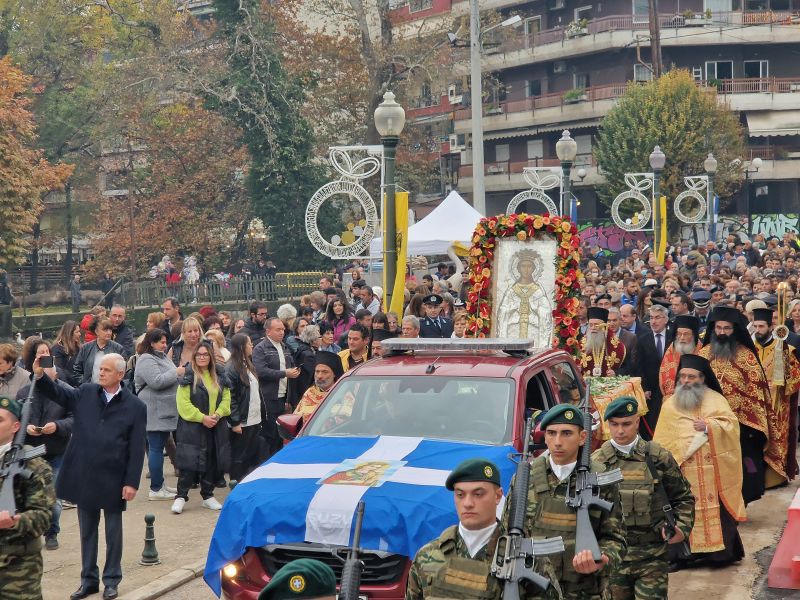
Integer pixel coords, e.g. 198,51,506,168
565,410,574,420
603,396,639,421
290,575,306,593
484,465,493,478
627,403,634,413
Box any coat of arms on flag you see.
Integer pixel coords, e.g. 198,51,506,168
319,460,404,487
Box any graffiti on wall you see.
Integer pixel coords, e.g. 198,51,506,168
750,214,799,238
578,221,649,253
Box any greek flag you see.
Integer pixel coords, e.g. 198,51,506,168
204,435,516,595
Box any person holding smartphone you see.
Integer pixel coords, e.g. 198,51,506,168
18,339,74,551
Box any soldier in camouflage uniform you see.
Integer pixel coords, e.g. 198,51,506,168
504,404,627,600
592,397,694,600
0,395,56,600
406,458,507,599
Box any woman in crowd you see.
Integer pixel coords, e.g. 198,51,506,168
285,317,310,354
386,312,400,334
79,306,106,343
219,311,233,332
787,299,800,335
19,339,73,550
205,329,231,366
172,343,231,514
51,320,82,382
452,312,468,339
372,312,388,331
72,317,123,385
635,287,654,325
277,304,298,342
326,298,355,341
318,322,341,353
134,329,184,501
293,325,320,398
225,333,264,483
168,316,204,368
228,317,246,338
404,293,427,318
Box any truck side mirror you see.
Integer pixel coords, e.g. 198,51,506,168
277,414,302,441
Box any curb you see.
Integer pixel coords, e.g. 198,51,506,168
119,560,206,600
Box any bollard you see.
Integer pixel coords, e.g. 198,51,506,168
139,513,161,566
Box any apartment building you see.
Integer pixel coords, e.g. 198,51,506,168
394,0,800,228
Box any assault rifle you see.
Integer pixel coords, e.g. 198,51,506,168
492,417,565,599
0,378,46,514
564,387,624,561
644,451,691,560
336,500,365,600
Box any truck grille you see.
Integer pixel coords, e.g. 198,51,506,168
257,543,407,585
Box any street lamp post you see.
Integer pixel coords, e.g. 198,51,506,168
374,91,406,313
649,145,666,260
555,130,578,221
704,153,718,241
744,156,762,235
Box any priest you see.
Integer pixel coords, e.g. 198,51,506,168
578,307,627,378
659,315,702,398
698,306,773,504
293,351,345,421
751,307,800,487
654,354,746,568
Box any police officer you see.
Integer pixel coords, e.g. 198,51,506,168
258,558,337,599
418,295,454,339
505,404,626,599
406,458,504,599
592,397,694,600
0,395,56,600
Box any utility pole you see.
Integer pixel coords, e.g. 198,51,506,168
648,0,663,78
126,139,137,285
469,0,486,215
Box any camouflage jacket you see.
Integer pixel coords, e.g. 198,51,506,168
503,455,627,598
592,438,694,555
0,450,55,561
406,521,504,600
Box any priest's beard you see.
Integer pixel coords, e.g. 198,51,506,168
585,330,606,355
674,382,707,411
710,333,736,361
674,340,696,356
755,331,773,346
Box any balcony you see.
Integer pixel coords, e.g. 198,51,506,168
457,155,597,192
453,77,800,133
459,11,800,72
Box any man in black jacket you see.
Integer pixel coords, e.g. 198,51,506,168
108,306,135,360
33,353,146,600
253,318,300,459
242,301,269,345
17,368,74,551
636,304,672,438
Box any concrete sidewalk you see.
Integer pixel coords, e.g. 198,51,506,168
42,462,230,600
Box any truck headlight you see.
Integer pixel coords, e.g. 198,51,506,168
223,563,238,579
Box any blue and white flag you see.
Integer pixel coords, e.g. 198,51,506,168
204,435,516,595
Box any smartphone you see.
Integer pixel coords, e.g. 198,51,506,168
39,356,54,368
34,426,44,433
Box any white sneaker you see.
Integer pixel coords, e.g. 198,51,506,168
148,488,174,501
202,497,223,511
162,484,177,494
171,497,186,514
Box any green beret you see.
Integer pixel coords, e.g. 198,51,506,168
604,396,639,421
258,559,336,600
445,458,501,491
540,404,584,430
0,396,21,420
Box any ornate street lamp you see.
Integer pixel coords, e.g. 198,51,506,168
704,153,718,241
556,130,578,221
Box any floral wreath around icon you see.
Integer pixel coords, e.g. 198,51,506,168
466,213,583,358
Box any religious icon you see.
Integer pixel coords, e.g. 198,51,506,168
492,238,556,347
318,460,403,488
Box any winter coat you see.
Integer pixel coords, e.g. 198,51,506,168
224,362,264,427
292,341,316,399
72,339,124,385
111,322,136,359
18,378,74,457
52,343,79,383
35,373,146,511
134,351,180,432
252,337,297,408
175,369,231,473
328,315,356,341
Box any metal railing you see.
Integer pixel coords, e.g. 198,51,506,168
118,272,327,308
458,154,595,178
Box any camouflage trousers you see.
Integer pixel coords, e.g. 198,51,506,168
0,551,44,600
609,549,667,600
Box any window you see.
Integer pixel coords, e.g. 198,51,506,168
409,0,433,12
574,73,590,89
743,60,768,78
574,5,592,20
527,139,544,159
633,0,649,23
576,134,592,156
634,63,654,82
495,143,510,162
549,362,582,405
526,79,542,97
525,16,541,35
705,60,733,80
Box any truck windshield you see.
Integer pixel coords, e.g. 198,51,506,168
303,376,514,445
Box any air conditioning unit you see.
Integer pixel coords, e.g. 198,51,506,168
448,84,457,99
449,133,465,152
553,61,567,73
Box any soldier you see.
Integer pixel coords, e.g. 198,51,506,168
505,404,626,599
0,395,56,600
258,558,336,599
592,397,695,600
418,295,454,338
406,458,505,599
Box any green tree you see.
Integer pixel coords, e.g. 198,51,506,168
594,70,744,232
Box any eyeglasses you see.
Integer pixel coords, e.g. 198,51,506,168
196,353,211,358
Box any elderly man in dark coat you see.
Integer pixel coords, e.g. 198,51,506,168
33,353,146,600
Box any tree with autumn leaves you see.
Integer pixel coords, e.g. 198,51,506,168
0,57,72,266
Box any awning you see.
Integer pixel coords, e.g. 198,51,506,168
746,110,800,137
483,119,601,141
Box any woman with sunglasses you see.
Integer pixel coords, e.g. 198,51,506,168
172,342,231,514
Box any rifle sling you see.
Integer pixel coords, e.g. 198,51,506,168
643,443,674,517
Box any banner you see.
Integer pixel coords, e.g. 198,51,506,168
655,195,667,265
390,192,409,317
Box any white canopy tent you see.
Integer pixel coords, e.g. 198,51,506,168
369,190,482,257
